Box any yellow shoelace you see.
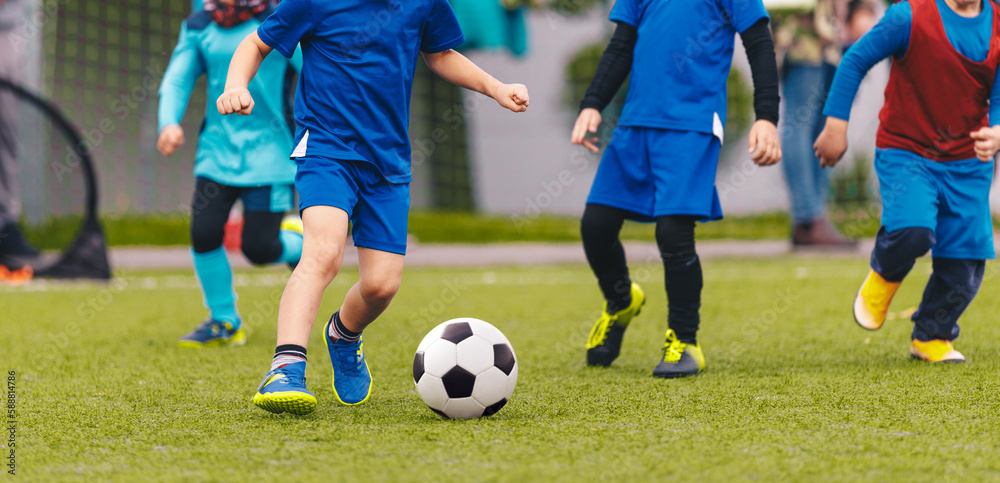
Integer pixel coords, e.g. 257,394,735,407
586,312,616,348
661,330,687,363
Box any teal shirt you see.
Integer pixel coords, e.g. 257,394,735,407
158,11,302,187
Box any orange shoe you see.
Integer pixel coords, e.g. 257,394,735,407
2,265,33,286
853,270,901,330
910,339,965,363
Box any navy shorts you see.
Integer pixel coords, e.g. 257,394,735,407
295,156,410,255
876,148,995,260
587,127,723,222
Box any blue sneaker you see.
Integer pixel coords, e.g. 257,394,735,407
252,361,317,415
178,319,246,348
324,317,372,405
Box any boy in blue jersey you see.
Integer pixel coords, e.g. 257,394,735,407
815,0,1000,362
572,0,782,377
218,0,529,414
158,0,305,349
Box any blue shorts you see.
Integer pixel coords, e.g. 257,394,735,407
876,148,995,260
587,127,723,222
295,157,410,255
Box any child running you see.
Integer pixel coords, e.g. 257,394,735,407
158,0,304,348
815,0,1000,362
571,0,782,377
218,0,529,414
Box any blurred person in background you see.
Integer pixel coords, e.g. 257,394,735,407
0,0,39,262
772,0,877,247
157,0,303,348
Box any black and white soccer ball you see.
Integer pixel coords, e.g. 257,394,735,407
412,318,518,420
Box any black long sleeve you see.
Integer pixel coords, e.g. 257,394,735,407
579,22,637,112
740,18,780,125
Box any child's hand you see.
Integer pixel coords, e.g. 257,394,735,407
571,108,603,153
157,125,185,156
493,83,529,113
814,117,849,168
217,86,255,116
748,120,781,166
970,126,1000,162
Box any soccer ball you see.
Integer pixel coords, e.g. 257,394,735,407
412,318,518,420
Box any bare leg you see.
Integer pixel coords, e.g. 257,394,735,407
338,247,404,333
275,206,349,348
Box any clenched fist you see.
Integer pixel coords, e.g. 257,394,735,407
217,86,255,116
493,83,529,113
970,126,1000,162
157,125,185,156
748,120,782,166
814,117,849,168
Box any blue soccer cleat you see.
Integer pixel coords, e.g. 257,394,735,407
252,361,317,415
178,319,246,348
325,317,372,405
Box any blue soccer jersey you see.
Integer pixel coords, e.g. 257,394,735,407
610,0,768,140
257,0,465,184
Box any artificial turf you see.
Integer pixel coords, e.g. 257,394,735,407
3,257,1000,481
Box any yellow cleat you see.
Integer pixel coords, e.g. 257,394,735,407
280,215,304,235
586,283,645,366
910,339,965,363
652,329,705,378
853,270,901,331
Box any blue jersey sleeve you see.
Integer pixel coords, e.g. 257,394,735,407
257,0,314,59
421,0,465,53
158,22,205,131
717,0,768,33
823,1,912,121
609,0,641,27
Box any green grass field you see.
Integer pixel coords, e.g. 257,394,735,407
4,257,1000,481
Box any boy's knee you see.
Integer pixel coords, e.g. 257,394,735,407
655,216,697,268
298,244,345,281
580,204,623,241
360,276,400,306
887,227,935,257
241,241,278,265
580,210,605,239
190,224,224,254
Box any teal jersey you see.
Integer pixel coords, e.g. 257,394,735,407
158,10,302,187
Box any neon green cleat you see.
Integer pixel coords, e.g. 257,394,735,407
586,283,645,366
652,329,705,378
178,319,246,348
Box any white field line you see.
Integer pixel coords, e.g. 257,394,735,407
0,265,877,293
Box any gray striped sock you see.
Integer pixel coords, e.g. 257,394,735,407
271,344,307,371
